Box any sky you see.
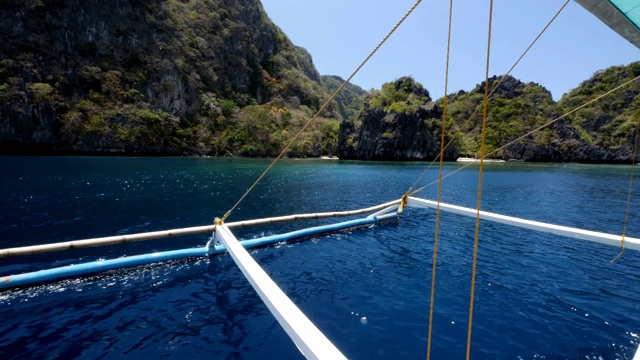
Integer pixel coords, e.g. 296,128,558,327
260,0,639,100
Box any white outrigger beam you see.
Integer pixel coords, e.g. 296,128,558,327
0,199,401,259
1,196,638,359
407,196,640,360
214,224,347,360
407,197,640,250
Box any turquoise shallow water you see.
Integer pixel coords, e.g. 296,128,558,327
0,156,639,359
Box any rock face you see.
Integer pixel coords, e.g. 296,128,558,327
2,0,638,162
0,103,57,153
502,119,635,163
320,75,366,122
340,68,640,163
475,73,639,163
0,0,330,155
550,62,640,163
338,104,458,160
338,77,458,161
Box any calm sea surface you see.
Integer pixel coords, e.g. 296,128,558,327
1,156,639,359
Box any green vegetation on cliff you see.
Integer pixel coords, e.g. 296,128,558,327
444,75,558,158
338,77,456,161
558,62,640,152
0,0,356,156
0,0,637,162
320,75,365,122
365,76,431,114
341,63,640,163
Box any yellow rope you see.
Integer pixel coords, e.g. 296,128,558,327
398,192,409,213
611,235,626,263
611,111,640,263
220,0,424,222
426,1,453,359
466,1,493,358
410,74,640,196
406,0,570,195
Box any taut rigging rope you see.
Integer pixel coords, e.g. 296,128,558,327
612,111,640,262
466,1,494,358
426,0,453,358
220,0,424,223
405,0,571,196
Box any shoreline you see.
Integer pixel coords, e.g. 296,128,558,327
0,150,636,165
456,157,506,163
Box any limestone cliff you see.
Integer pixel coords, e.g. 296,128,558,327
338,77,458,161
447,69,640,163
0,0,336,155
340,68,639,163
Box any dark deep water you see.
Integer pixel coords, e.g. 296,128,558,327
1,156,639,359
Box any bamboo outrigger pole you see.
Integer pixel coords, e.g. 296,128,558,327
0,213,399,290
2,197,637,259
0,199,401,259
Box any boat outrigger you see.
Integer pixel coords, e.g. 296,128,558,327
2,0,640,359
1,196,638,358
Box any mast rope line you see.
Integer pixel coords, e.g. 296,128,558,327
404,0,571,197
219,0,424,223
424,4,570,355
611,235,626,263
426,0,454,358
612,109,640,262
398,192,409,213
466,1,494,358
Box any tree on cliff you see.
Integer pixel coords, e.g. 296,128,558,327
338,77,457,161
338,63,640,163
0,0,360,157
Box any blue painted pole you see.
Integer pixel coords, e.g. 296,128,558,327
0,213,397,290
209,212,398,253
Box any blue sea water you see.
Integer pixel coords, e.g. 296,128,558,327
0,156,639,359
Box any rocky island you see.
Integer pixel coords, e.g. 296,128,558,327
0,0,638,163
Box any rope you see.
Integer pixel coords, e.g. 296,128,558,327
426,0,453,359
611,235,626,263
410,74,640,196
405,0,570,195
611,111,640,262
466,1,493,358
220,0,424,222
398,192,409,213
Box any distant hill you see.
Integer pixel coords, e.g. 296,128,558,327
338,76,455,161
443,75,557,159
320,75,366,122
1,0,637,162
338,62,640,163
554,62,640,162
